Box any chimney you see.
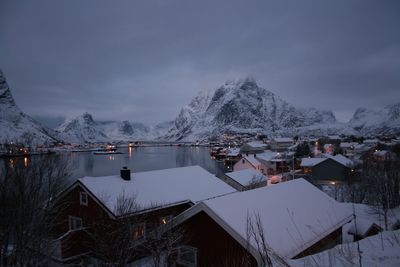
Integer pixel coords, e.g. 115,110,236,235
120,166,131,181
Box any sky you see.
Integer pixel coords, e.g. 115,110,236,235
0,0,399,126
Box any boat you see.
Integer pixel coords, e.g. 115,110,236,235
93,151,123,155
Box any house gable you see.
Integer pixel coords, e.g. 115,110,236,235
176,210,258,266
311,158,351,182
174,179,353,262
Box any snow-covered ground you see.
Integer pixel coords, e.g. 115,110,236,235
291,203,400,267
290,230,400,267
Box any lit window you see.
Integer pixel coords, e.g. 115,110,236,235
80,192,88,206
177,246,197,267
131,223,146,240
160,215,172,225
69,216,83,231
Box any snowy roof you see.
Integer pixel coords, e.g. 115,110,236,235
224,169,267,186
245,141,267,148
354,143,366,150
364,139,379,144
244,155,261,167
79,166,236,215
300,157,326,167
226,148,241,157
323,154,354,167
287,144,298,150
177,178,352,260
256,150,279,161
272,137,293,143
340,142,357,148
347,218,381,237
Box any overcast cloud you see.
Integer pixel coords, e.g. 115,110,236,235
0,0,399,125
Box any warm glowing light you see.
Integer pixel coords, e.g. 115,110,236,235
331,181,336,185
24,157,28,167
129,147,133,160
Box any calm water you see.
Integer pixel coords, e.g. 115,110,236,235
66,146,226,180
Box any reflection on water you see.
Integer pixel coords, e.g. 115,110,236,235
67,146,225,181
1,147,226,182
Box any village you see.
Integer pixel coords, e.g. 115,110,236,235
15,133,394,266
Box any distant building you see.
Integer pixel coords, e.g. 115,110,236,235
373,150,396,161
221,169,268,191
240,141,268,154
233,155,265,173
269,137,294,151
300,156,353,184
256,150,289,175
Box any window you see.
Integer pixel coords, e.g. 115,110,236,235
131,223,146,240
160,215,172,225
69,216,83,231
80,192,88,206
177,246,197,267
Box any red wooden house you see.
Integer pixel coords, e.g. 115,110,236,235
50,166,235,264
171,178,353,266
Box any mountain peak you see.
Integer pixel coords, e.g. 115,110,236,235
0,69,58,144
165,78,339,140
81,112,95,124
0,69,17,108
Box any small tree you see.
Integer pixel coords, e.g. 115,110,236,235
245,174,267,190
0,155,70,266
295,141,313,158
246,212,290,267
363,157,400,230
85,195,185,267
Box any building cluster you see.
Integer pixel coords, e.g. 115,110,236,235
215,135,400,188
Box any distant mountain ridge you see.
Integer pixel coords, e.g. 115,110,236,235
1,70,399,144
163,78,338,140
55,112,174,143
0,70,58,145
349,103,400,135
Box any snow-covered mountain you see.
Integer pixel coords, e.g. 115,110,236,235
55,113,169,143
56,113,110,144
164,78,339,140
349,103,400,135
98,120,152,141
0,70,58,145
3,70,399,144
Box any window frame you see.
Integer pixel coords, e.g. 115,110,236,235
131,222,146,241
159,215,173,226
80,191,88,206
68,216,83,231
177,245,197,267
